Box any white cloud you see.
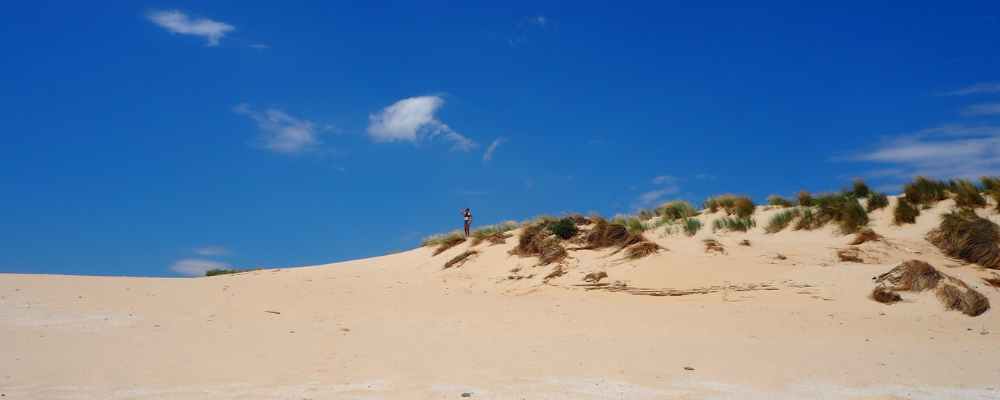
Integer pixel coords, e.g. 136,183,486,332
170,259,230,276
234,104,319,154
635,187,679,209
147,9,234,46
367,96,475,151
194,246,229,256
483,137,506,161
850,124,1000,179
944,82,1000,96
962,103,1000,116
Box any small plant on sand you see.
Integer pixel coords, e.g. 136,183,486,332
623,217,646,234
548,217,579,240
866,192,889,212
926,210,1000,269
624,242,661,259
712,216,756,232
903,176,948,207
733,196,755,218
205,268,244,276
849,179,871,198
767,195,794,208
873,260,989,316
657,200,697,220
837,197,869,234
893,198,920,225
765,208,801,233
581,217,646,250
950,179,986,209
443,250,478,269
470,221,518,245
705,194,755,217
793,208,815,230
682,217,702,236
795,193,867,233
797,190,814,207
423,231,467,256
980,176,1000,192
511,220,567,265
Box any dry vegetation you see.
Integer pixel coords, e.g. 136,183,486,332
926,210,1000,269
703,239,725,254
894,198,920,225
470,221,518,246
423,232,467,256
837,248,863,263
872,260,990,316
703,194,755,217
624,242,662,259
443,250,478,269
849,228,882,245
510,220,568,265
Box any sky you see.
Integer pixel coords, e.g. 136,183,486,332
2,1,999,276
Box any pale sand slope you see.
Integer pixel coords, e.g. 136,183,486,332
2,197,1000,399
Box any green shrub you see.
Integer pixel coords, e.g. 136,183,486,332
766,208,801,233
838,197,869,234
951,179,986,209
706,195,755,217
682,218,702,236
991,190,1000,212
704,195,734,213
850,179,871,198
866,192,889,211
733,197,755,218
794,208,815,230
625,217,645,234
637,209,655,221
797,191,814,207
893,198,920,225
712,216,756,232
205,268,244,276
903,176,948,207
548,218,579,240
657,200,697,220
767,195,794,207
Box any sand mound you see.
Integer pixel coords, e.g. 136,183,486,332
872,260,990,316
926,210,1000,269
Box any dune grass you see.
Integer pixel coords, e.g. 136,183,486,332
893,198,920,225
850,179,871,198
470,221,519,245
205,268,248,276
682,217,702,236
712,216,756,232
657,200,698,220
422,231,467,255
903,176,948,207
866,192,889,212
793,208,814,230
926,210,1000,269
765,208,801,233
703,194,755,217
767,195,794,208
797,191,814,207
791,193,868,233
443,250,478,269
950,179,986,209
624,241,661,259
510,220,567,265
548,217,579,239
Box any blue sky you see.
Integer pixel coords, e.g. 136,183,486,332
2,1,999,276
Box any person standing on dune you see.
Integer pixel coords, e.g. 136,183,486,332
463,208,473,237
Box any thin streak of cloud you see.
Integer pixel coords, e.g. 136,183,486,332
847,124,1000,179
194,246,229,256
962,103,1000,117
651,175,676,185
146,9,234,46
483,137,506,162
943,82,1000,96
234,104,320,154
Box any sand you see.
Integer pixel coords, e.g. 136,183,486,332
2,197,1000,399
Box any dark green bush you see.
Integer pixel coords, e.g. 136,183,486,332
980,176,1000,192
767,195,794,207
733,197,756,218
951,179,986,209
657,200,697,220
548,218,579,240
797,191,814,207
850,179,871,198
894,198,920,225
903,176,947,207
866,192,889,212
682,218,702,236
838,198,869,234
712,216,756,232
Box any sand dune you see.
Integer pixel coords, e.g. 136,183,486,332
3,197,1000,399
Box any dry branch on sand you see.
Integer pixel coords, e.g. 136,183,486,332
926,210,1000,269
443,250,478,269
624,242,662,259
837,248,864,263
849,228,882,245
871,287,902,304
544,265,566,281
703,239,725,254
583,271,608,283
872,260,990,316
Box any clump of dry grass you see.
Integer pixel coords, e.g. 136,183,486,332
893,198,920,225
544,265,566,281
703,239,725,254
657,200,698,220
950,179,987,209
866,192,889,212
739,239,751,246
624,241,662,259
849,228,882,245
510,220,568,265
837,248,863,263
443,250,478,269
926,210,1000,269
871,286,901,304
470,221,518,246
583,271,608,283
423,231,467,256
984,276,1000,288
703,194,755,217
903,176,948,207
981,176,1000,192
874,260,943,291
767,195,794,208
797,190,814,207
766,208,800,233
872,260,989,316
582,217,645,250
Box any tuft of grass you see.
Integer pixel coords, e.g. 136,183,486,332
893,198,920,225
903,176,948,207
926,210,1000,269
866,192,889,212
936,283,990,317
992,190,1000,212
793,208,815,230
582,217,647,251
510,220,567,265
548,217,579,240
874,260,942,292
767,195,794,208
704,194,755,217
849,228,881,245
470,221,518,245
871,287,901,304
733,197,755,218
850,179,871,198
205,268,246,276
797,190,814,207
838,197,869,234
624,217,645,234
950,179,986,209
443,250,478,269
682,218,702,236
703,238,725,254
624,242,661,259
657,200,697,220
712,216,756,232
765,208,801,233
423,231,467,256
792,193,867,233
980,176,1000,192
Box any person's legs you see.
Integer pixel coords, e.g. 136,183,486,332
464,221,470,237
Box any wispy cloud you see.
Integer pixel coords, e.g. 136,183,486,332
234,104,319,154
146,9,234,46
848,124,1000,179
194,246,229,256
651,175,676,185
944,82,1000,96
367,96,475,151
170,258,229,276
249,43,270,50
508,15,550,47
635,175,681,208
483,137,506,162
962,103,1000,117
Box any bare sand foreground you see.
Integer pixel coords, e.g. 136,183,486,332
3,198,1000,399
